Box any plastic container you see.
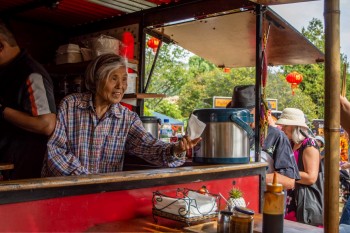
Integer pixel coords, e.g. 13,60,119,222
262,172,284,233
160,119,172,143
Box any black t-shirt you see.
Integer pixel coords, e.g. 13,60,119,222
262,126,300,180
0,50,56,180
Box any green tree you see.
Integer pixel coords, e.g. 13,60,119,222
266,72,318,120
281,18,349,119
178,61,256,117
143,39,190,119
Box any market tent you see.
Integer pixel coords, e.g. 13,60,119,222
151,112,184,126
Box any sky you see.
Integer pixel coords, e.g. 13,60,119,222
271,0,350,60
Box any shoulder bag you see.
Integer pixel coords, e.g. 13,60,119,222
295,138,324,226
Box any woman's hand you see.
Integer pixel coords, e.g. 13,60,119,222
173,135,202,155
340,95,350,134
341,162,350,170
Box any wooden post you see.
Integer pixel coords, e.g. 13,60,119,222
324,0,340,232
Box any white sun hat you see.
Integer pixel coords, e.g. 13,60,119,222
275,108,308,128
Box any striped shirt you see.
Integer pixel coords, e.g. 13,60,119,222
0,49,56,180
42,93,185,176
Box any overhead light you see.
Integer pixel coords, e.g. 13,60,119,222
87,0,157,13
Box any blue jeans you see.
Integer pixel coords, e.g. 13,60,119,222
340,224,350,233
340,198,350,225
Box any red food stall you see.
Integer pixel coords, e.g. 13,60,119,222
0,0,338,232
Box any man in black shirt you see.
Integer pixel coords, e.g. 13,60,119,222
0,21,56,180
230,85,300,189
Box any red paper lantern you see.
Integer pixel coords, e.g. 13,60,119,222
286,71,303,95
147,37,160,52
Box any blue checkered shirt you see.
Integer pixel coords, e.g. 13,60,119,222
42,93,185,176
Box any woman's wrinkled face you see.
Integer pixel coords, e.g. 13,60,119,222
97,66,127,105
281,125,294,140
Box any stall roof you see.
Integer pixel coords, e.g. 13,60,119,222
0,0,319,29
152,8,324,67
0,0,323,67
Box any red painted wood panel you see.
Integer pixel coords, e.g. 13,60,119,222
0,176,259,232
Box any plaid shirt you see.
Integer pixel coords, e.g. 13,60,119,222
42,93,185,176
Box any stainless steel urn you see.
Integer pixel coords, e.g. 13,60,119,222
192,108,253,164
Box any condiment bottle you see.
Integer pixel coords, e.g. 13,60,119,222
262,172,284,233
217,210,232,233
230,206,254,233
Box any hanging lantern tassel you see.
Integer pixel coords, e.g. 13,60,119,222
286,71,303,96
147,37,160,52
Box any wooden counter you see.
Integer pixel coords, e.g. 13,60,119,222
0,162,267,204
0,162,267,232
85,214,323,233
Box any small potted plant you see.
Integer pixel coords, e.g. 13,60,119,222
228,187,246,209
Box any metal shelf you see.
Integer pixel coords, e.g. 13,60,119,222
123,93,165,99
45,59,138,75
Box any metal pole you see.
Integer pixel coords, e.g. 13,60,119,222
255,4,262,163
143,40,163,93
138,14,146,116
324,0,340,232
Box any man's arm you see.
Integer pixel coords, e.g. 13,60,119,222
266,173,295,190
3,107,56,136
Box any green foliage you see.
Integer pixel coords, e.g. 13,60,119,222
301,18,325,53
177,64,256,117
144,41,190,98
144,38,190,118
282,63,324,118
266,72,318,120
228,187,243,199
281,18,349,119
151,99,183,120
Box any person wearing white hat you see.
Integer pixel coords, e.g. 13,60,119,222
276,108,323,226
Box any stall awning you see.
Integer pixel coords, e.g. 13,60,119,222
152,7,324,68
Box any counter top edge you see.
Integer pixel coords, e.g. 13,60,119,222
0,162,267,192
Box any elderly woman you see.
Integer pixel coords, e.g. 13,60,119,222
42,54,201,176
276,108,323,226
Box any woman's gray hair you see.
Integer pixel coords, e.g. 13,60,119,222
85,53,127,94
292,126,307,144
